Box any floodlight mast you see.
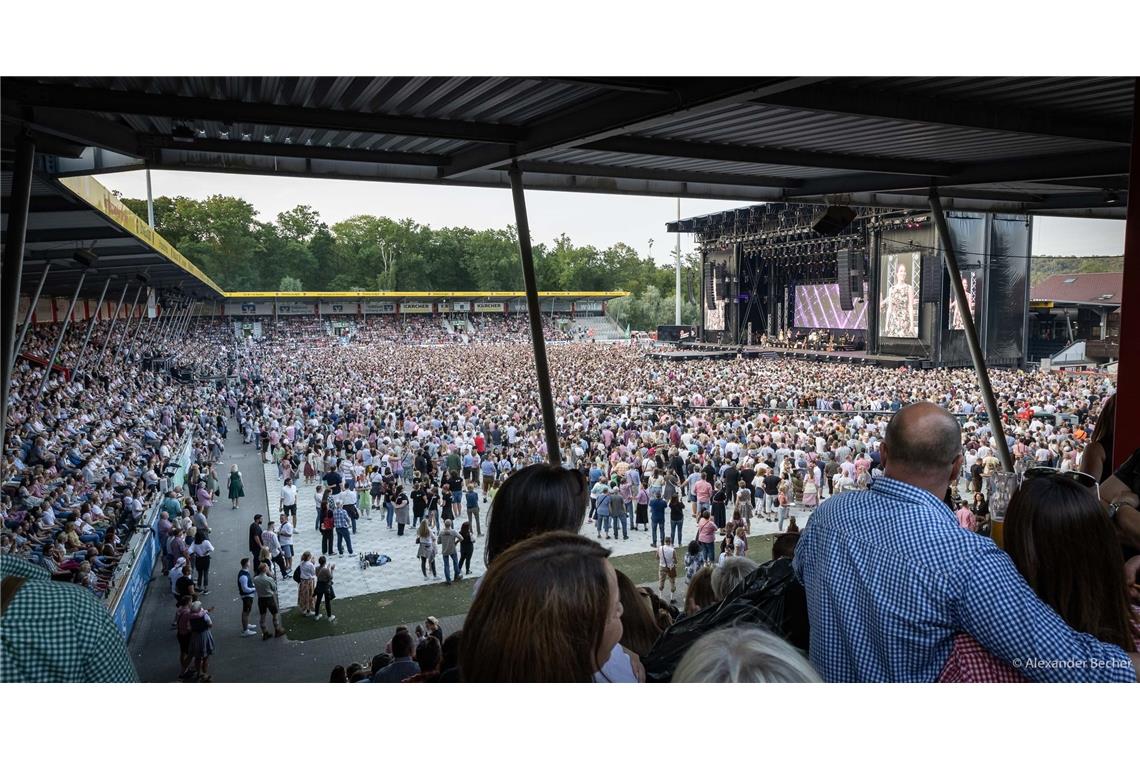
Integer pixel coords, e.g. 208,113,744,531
675,198,682,325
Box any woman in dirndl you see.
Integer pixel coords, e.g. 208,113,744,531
303,449,317,484
228,464,245,509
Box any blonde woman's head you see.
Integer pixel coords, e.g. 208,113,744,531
672,626,820,683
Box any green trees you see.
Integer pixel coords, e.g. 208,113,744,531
125,194,701,328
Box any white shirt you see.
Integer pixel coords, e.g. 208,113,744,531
280,484,298,507
278,521,293,546
594,644,638,683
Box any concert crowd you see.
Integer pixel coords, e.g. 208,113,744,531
4,312,1138,683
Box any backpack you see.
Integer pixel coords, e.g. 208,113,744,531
642,558,809,683
292,566,302,583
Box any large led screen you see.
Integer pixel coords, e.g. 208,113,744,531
878,251,921,339
948,271,980,331
793,283,868,329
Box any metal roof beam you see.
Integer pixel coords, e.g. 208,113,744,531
581,135,958,176
441,77,827,178
515,160,803,189
3,196,79,214
789,147,1130,197
140,159,791,205
2,102,142,157
752,83,1131,144
3,80,525,145
23,226,128,243
137,135,446,167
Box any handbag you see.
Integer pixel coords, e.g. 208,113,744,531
292,566,301,583
327,582,336,600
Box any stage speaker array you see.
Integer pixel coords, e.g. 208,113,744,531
836,248,863,311
921,255,941,303
705,262,715,309
812,205,856,235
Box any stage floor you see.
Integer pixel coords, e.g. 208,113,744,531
649,343,923,368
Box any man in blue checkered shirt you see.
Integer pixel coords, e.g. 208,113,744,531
793,402,1139,682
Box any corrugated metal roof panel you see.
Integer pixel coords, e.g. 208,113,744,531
846,76,1134,120
56,76,606,127
544,148,856,179
634,103,1117,162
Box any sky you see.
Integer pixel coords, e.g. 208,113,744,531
97,170,1127,266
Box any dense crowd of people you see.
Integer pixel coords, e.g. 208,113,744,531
2,318,231,605
5,309,1139,683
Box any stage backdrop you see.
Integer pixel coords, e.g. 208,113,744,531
794,282,868,330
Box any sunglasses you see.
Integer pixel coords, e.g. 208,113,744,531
1021,467,1100,501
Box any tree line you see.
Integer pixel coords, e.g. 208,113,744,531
119,194,702,329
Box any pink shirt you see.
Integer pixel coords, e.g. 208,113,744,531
697,518,718,543
693,480,713,503
956,507,976,531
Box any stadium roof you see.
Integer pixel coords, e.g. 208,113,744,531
0,169,224,299
2,76,1131,220
1030,271,1124,306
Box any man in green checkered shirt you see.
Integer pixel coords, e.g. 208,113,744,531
1,556,137,682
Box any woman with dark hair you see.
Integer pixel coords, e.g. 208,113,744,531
318,490,334,556
460,531,622,682
616,570,664,659
434,631,463,682
1079,394,1116,484
478,462,642,682
940,473,1140,681
458,521,475,576
483,463,588,565
329,665,347,683
404,637,443,682
190,531,214,593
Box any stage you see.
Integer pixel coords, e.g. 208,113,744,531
648,342,924,369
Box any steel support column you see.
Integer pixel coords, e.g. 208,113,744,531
96,282,130,368
1,132,36,446
181,302,197,336
74,278,111,372
115,286,144,356
1113,78,1140,470
14,262,52,359
508,163,561,465
930,191,1012,472
164,305,184,342
155,303,176,342
38,270,87,397
132,290,152,343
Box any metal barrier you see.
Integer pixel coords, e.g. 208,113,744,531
107,430,193,639
577,402,978,418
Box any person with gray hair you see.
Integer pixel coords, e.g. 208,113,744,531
672,626,820,683
793,401,1140,683
711,556,759,601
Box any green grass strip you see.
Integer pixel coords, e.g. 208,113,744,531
283,534,779,641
